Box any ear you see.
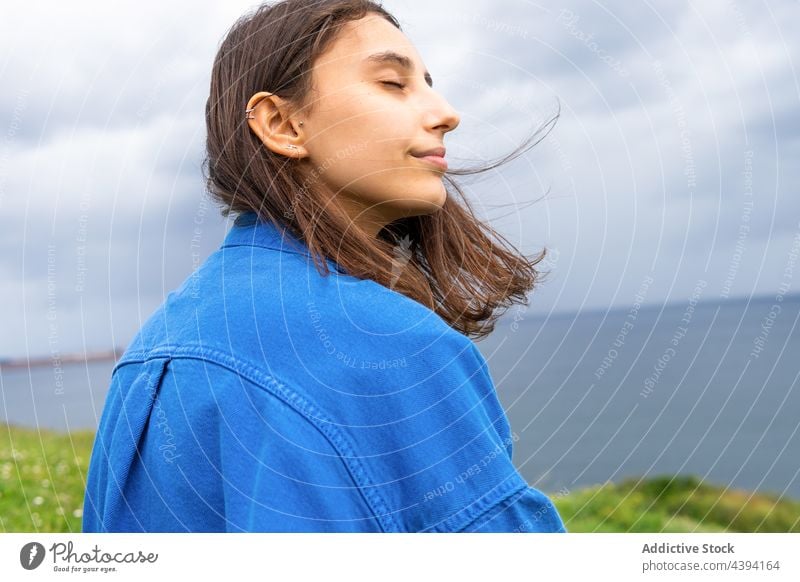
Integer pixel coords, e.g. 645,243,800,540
245,91,307,158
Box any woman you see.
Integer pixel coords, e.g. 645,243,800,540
83,0,566,533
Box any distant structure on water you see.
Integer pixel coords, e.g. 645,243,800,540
0,347,125,370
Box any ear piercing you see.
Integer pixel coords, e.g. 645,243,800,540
243,107,304,128
244,106,302,153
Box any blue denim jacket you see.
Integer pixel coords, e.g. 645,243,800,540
83,211,567,533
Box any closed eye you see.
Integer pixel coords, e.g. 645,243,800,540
381,80,406,89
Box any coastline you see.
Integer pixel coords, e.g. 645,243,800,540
0,347,125,371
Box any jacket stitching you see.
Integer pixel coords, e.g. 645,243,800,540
103,357,172,532
449,482,529,533
429,477,528,533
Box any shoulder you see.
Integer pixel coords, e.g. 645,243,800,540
102,248,534,532
130,240,468,363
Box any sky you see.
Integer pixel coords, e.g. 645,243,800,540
1,0,798,357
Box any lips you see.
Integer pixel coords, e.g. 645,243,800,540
411,146,447,171
411,146,446,158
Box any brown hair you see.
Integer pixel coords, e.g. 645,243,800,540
203,0,560,340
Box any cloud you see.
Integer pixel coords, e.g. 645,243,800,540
0,0,798,357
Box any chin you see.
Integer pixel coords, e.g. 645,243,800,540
375,178,447,220
417,175,447,202
403,187,447,215
426,181,448,209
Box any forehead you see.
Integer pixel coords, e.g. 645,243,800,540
314,14,425,78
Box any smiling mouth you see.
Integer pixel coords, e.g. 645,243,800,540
411,154,448,172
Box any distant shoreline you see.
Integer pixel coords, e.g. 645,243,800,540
4,293,799,369
0,347,125,370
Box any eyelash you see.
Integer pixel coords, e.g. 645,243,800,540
381,80,406,90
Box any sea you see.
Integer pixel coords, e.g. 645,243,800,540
2,293,798,500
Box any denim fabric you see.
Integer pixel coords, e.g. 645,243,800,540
83,211,567,533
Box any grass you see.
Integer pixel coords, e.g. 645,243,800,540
1,424,798,532
0,424,94,532
554,474,800,532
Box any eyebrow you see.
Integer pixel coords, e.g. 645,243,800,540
364,50,433,88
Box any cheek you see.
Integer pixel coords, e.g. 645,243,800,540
304,100,445,207
306,138,390,196
304,113,386,187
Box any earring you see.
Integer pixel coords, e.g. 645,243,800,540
286,145,298,150
245,108,256,120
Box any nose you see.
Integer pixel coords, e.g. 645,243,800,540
424,89,461,134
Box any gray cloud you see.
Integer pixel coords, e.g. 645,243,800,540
1,0,798,357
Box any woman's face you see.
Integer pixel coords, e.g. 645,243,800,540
293,14,461,237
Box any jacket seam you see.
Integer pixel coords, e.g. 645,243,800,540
103,357,173,532
218,242,348,274
429,477,528,533
114,344,401,533
452,482,529,533
220,241,309,257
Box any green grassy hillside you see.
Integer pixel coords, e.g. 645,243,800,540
0,424,93,532
555,474,799,532
1,424,797,532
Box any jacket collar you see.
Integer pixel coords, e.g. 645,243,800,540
221,211,309,256
222,211,346,273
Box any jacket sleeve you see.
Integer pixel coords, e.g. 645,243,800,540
422,340,568,533
327,329,569,533
446,343,569,533
452,483,568,533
